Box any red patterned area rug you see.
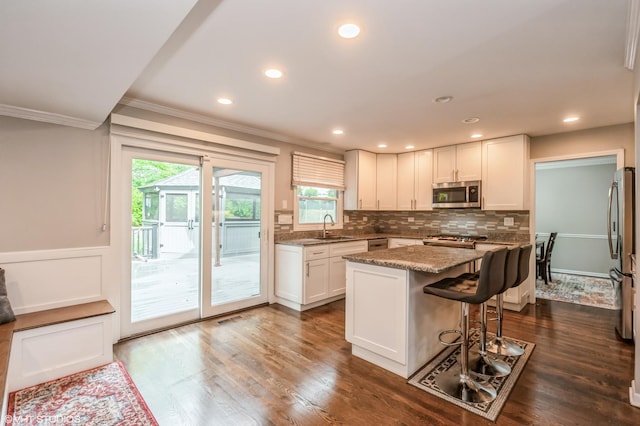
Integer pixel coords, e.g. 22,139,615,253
7,361,158,426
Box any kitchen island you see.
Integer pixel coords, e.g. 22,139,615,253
343,245,486,378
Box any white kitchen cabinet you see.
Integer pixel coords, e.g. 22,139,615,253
276,240,368,311
481,135,530,210
345,261,461,378
397,150,433,210
345,150,377,210
388,238,424,248
376,154,397,210
433,142,481,183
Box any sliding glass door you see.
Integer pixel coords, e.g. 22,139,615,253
122,148,269,336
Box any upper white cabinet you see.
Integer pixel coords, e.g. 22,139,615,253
433,142,481,183
481,135,530,210
376,154,397,210
397,150,433,210
345,150,377,210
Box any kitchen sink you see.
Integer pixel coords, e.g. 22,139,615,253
315,235,355,240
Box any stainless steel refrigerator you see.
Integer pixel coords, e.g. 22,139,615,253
607,167,635,341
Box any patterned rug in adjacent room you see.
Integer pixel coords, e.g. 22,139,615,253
535,272,619,310
7,361,158,426
409,331,534,422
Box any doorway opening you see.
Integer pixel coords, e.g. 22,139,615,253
532,153,621,309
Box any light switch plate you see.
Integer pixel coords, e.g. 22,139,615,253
344,215,350,223
504,217,514,226
408,217,415,223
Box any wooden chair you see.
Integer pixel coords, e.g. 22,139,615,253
536,232,557,284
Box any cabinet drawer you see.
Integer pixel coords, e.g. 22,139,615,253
329,241,368,257
304,245,330,260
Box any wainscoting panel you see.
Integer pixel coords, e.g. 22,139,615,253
7,315,113,391
0,247,108,314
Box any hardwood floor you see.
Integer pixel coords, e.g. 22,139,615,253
114,298,638,425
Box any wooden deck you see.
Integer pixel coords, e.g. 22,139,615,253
131,252,260,322
115,299,637,425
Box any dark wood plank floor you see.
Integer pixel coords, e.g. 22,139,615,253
114,299,639,425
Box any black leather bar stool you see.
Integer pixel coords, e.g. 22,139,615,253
467,246,518,378
423,247,507,403
488,244,533,357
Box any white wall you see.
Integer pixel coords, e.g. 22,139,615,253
0,116,110,251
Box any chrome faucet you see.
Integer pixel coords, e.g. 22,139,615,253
322,214,335,238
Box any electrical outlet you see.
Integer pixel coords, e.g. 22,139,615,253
344,215,350,223
504,217,514,226
408,217,415,223
363,216,368,222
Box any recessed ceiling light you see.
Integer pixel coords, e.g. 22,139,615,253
217,98,233,105
462,117,480,124
433,96,453,104
471,133,483,139
378,144,387,148
264,68,283,79
405,145,415,150
332,129,344,135
338,23,360,39
563,116,580,123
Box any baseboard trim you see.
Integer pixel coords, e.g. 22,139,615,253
550,268,610,279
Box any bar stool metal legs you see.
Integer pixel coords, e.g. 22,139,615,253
436,302,497,403
487,293,525,357
468,302,512,378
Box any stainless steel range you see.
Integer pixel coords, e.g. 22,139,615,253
422,234,488,249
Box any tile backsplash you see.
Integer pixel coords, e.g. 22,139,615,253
274,209,529,242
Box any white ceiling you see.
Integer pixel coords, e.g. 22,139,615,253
0,0,634,153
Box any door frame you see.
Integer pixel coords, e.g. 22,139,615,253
528,148,624,304
121,148,203,337
110,129,276,341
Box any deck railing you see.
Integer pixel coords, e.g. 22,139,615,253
132,225,158,259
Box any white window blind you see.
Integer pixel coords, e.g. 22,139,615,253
291,152,345,190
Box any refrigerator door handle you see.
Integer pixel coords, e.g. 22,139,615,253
607,181,618,259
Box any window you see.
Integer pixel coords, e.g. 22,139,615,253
294,185,343,231
291,152,345,231
166,193,188,222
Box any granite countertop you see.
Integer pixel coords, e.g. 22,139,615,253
276,233,413,246
342,245,486,274
276,234,520,247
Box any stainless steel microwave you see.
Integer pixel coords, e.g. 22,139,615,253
432,181,481,208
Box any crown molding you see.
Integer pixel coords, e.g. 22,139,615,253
118,97,344,153
625,0,640,70
0,104,102,130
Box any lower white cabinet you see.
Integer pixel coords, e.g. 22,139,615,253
276,240,368,311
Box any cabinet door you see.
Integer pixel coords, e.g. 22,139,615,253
376,154,397,210
304,258,329,304
433,146,456,183
414,150,433,210
456,141,482,181
275,245,303,303
482,135,529,210
345,150,377,210
397,152,415,210
329,256,347,296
